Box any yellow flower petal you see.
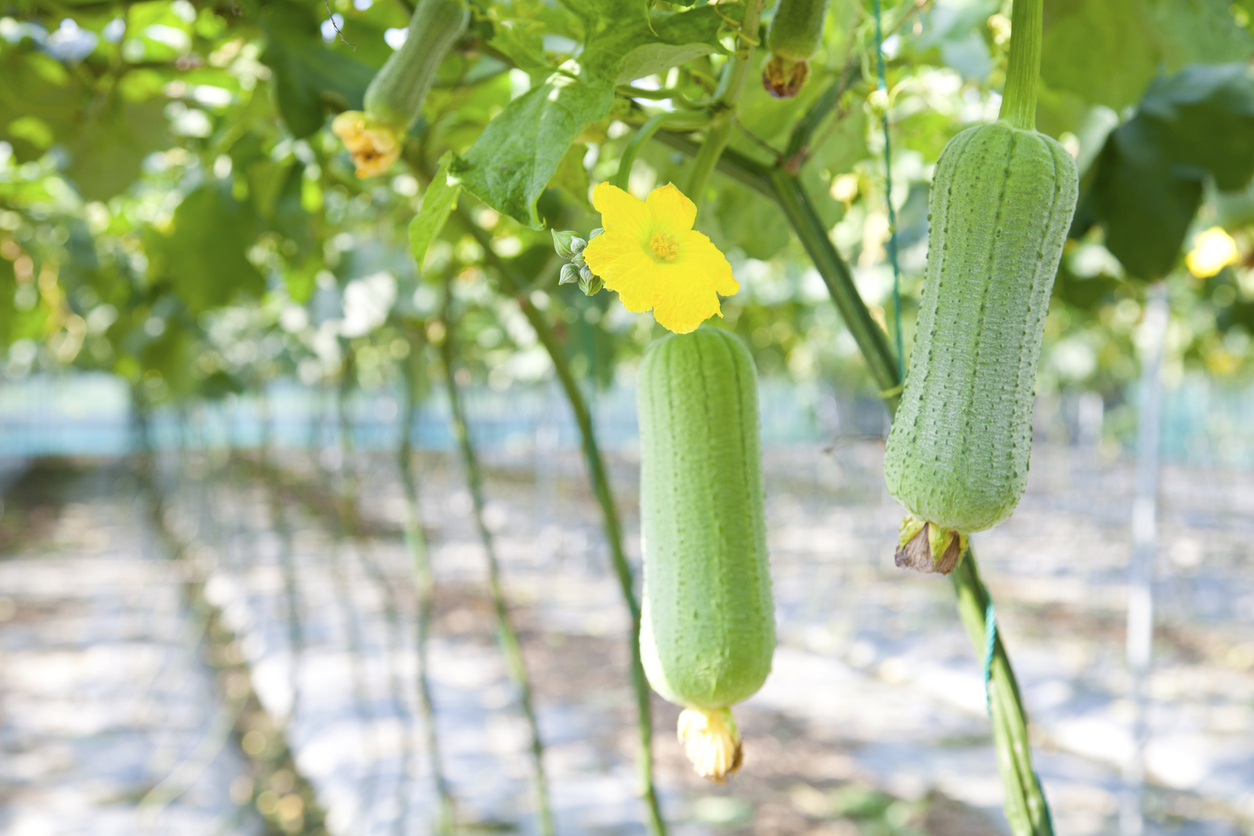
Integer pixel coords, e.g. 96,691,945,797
651,262,723,334
674,230,738,297
591,182,651,243
584,230,663,312
645,183,697,233
584,181,738,334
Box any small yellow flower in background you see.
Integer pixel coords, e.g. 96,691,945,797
582,182,738,334
331,111,403,179
1187,227,1240,278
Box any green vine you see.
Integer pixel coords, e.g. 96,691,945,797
439,279,556,836
397,324,457,834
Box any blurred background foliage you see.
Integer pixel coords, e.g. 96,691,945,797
1,0,1253,432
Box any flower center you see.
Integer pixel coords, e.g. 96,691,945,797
649,232,680,261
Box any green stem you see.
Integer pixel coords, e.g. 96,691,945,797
952,555,1053,834
998,0,1042,131
455,208,667,836
686,114,734,206
782,55,862,167
397,325,457,835
615,111,687,192
336,355,412,828
616,85,709,110
686,0,765,206
440,282,556,836
766,168,902,410
654,129,774,194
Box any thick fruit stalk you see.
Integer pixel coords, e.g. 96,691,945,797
637,327,775,782
762,0,830,98
333,0,468,177
881,0,1076,574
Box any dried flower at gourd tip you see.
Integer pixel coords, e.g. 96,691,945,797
331,111,403,179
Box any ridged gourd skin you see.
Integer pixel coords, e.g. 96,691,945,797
765,0,830,60
883,121,1078,535
363,0,468,130
638,328,775,713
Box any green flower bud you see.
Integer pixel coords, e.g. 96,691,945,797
552,229,578,259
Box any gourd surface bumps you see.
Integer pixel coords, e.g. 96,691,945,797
363,0,468,130
765,0,830,60
637,328,775,712
883,121,1078,534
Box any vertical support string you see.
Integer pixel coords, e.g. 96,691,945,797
873,0,905,380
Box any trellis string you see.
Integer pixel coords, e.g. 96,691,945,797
873,0,904,380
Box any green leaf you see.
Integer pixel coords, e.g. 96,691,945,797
274,162,314,256
489,20,553,75
284,257,320,304
409,154,463,269
65,98,169,201
1141,63,1254,191
548,142,593,211
580,3,735,83
153,180,265,314
451,71,614,227
452,3,733,226
1042,0,1159,110
1078,62,1254,280
1143,0,1254,71
1042,0,1252,110
1085,115,1202,281
259,1,376,138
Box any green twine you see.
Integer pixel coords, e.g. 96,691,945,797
873,0,905,382
982,598,1056,833
982,600,997,709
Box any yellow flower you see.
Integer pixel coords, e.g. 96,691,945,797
331,111,403,179
582,182,738,334
1186,226,1240,278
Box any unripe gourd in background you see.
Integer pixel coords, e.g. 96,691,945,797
762,0,830,98
332,0,468,178
881,0,1077,574
637,327,775,782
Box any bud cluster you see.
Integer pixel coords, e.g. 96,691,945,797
551,228,605,296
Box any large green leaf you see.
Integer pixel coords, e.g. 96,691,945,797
409,154,463,270
1143,0,1254,71
257,1,375,138
453,2,733,226
574,2,734,83
0,49,81,162
1143,63,1254,191
65,97,169,201
0,46,167,198
1087,119,1204,280
1042,0,1159,110
1076,63,1254,280
451,70,614,227
547,142,593,212
1042,0,1252,111
151,180,265,314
